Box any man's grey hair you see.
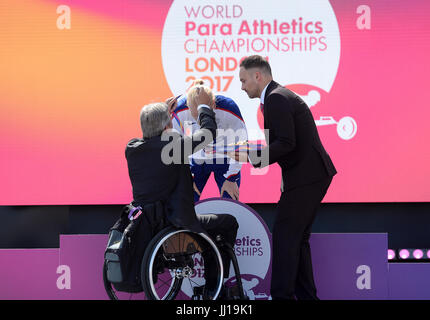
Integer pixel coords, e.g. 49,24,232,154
140,102,171,139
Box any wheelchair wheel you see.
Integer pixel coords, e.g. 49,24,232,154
103,260,149,300
103,260,117,300
141,227,224,300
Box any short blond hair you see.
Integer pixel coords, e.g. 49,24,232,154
186,84,215,107
191,78,205,86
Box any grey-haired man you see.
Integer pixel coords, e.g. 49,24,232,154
125,87,238,297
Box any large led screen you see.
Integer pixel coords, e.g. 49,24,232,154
1,0,429,204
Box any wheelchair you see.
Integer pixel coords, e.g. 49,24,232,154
103,226,246,300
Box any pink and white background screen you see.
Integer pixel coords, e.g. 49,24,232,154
0,0,429,205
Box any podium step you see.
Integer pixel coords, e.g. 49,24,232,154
310,233,388,299
388,263,430,300
58,234,109,299
0,249,59,299
0,233,408,299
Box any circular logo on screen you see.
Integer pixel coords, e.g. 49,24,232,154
195,198,272,300
161,0,342,140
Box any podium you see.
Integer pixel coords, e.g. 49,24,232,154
0,200,428,299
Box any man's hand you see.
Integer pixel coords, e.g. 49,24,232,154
188,87,215,119
165,96,178,114
194,87,215,108
220,180,240,200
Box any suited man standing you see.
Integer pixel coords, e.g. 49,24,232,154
237,55,337,300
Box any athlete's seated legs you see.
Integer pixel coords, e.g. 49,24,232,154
197,214,238,292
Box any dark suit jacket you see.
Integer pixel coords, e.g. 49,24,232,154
125,107,217,232
249,81,336,191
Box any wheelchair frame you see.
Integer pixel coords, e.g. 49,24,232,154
103,226,246,300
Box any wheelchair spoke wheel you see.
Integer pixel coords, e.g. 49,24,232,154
103,260,149,300
141,227,224,300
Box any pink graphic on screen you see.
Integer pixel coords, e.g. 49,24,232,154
0,0,429,205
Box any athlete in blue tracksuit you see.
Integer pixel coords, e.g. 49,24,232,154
170,93,248,202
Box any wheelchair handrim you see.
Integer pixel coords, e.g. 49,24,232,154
147,229,224,300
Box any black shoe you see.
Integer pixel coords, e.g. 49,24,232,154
191,284,217,300
192,285,205,300
218,284,246,300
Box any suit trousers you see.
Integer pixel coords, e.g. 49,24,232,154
271,176,332,300
198,214,239,285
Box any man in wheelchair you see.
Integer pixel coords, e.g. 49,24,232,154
123,85,240,299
